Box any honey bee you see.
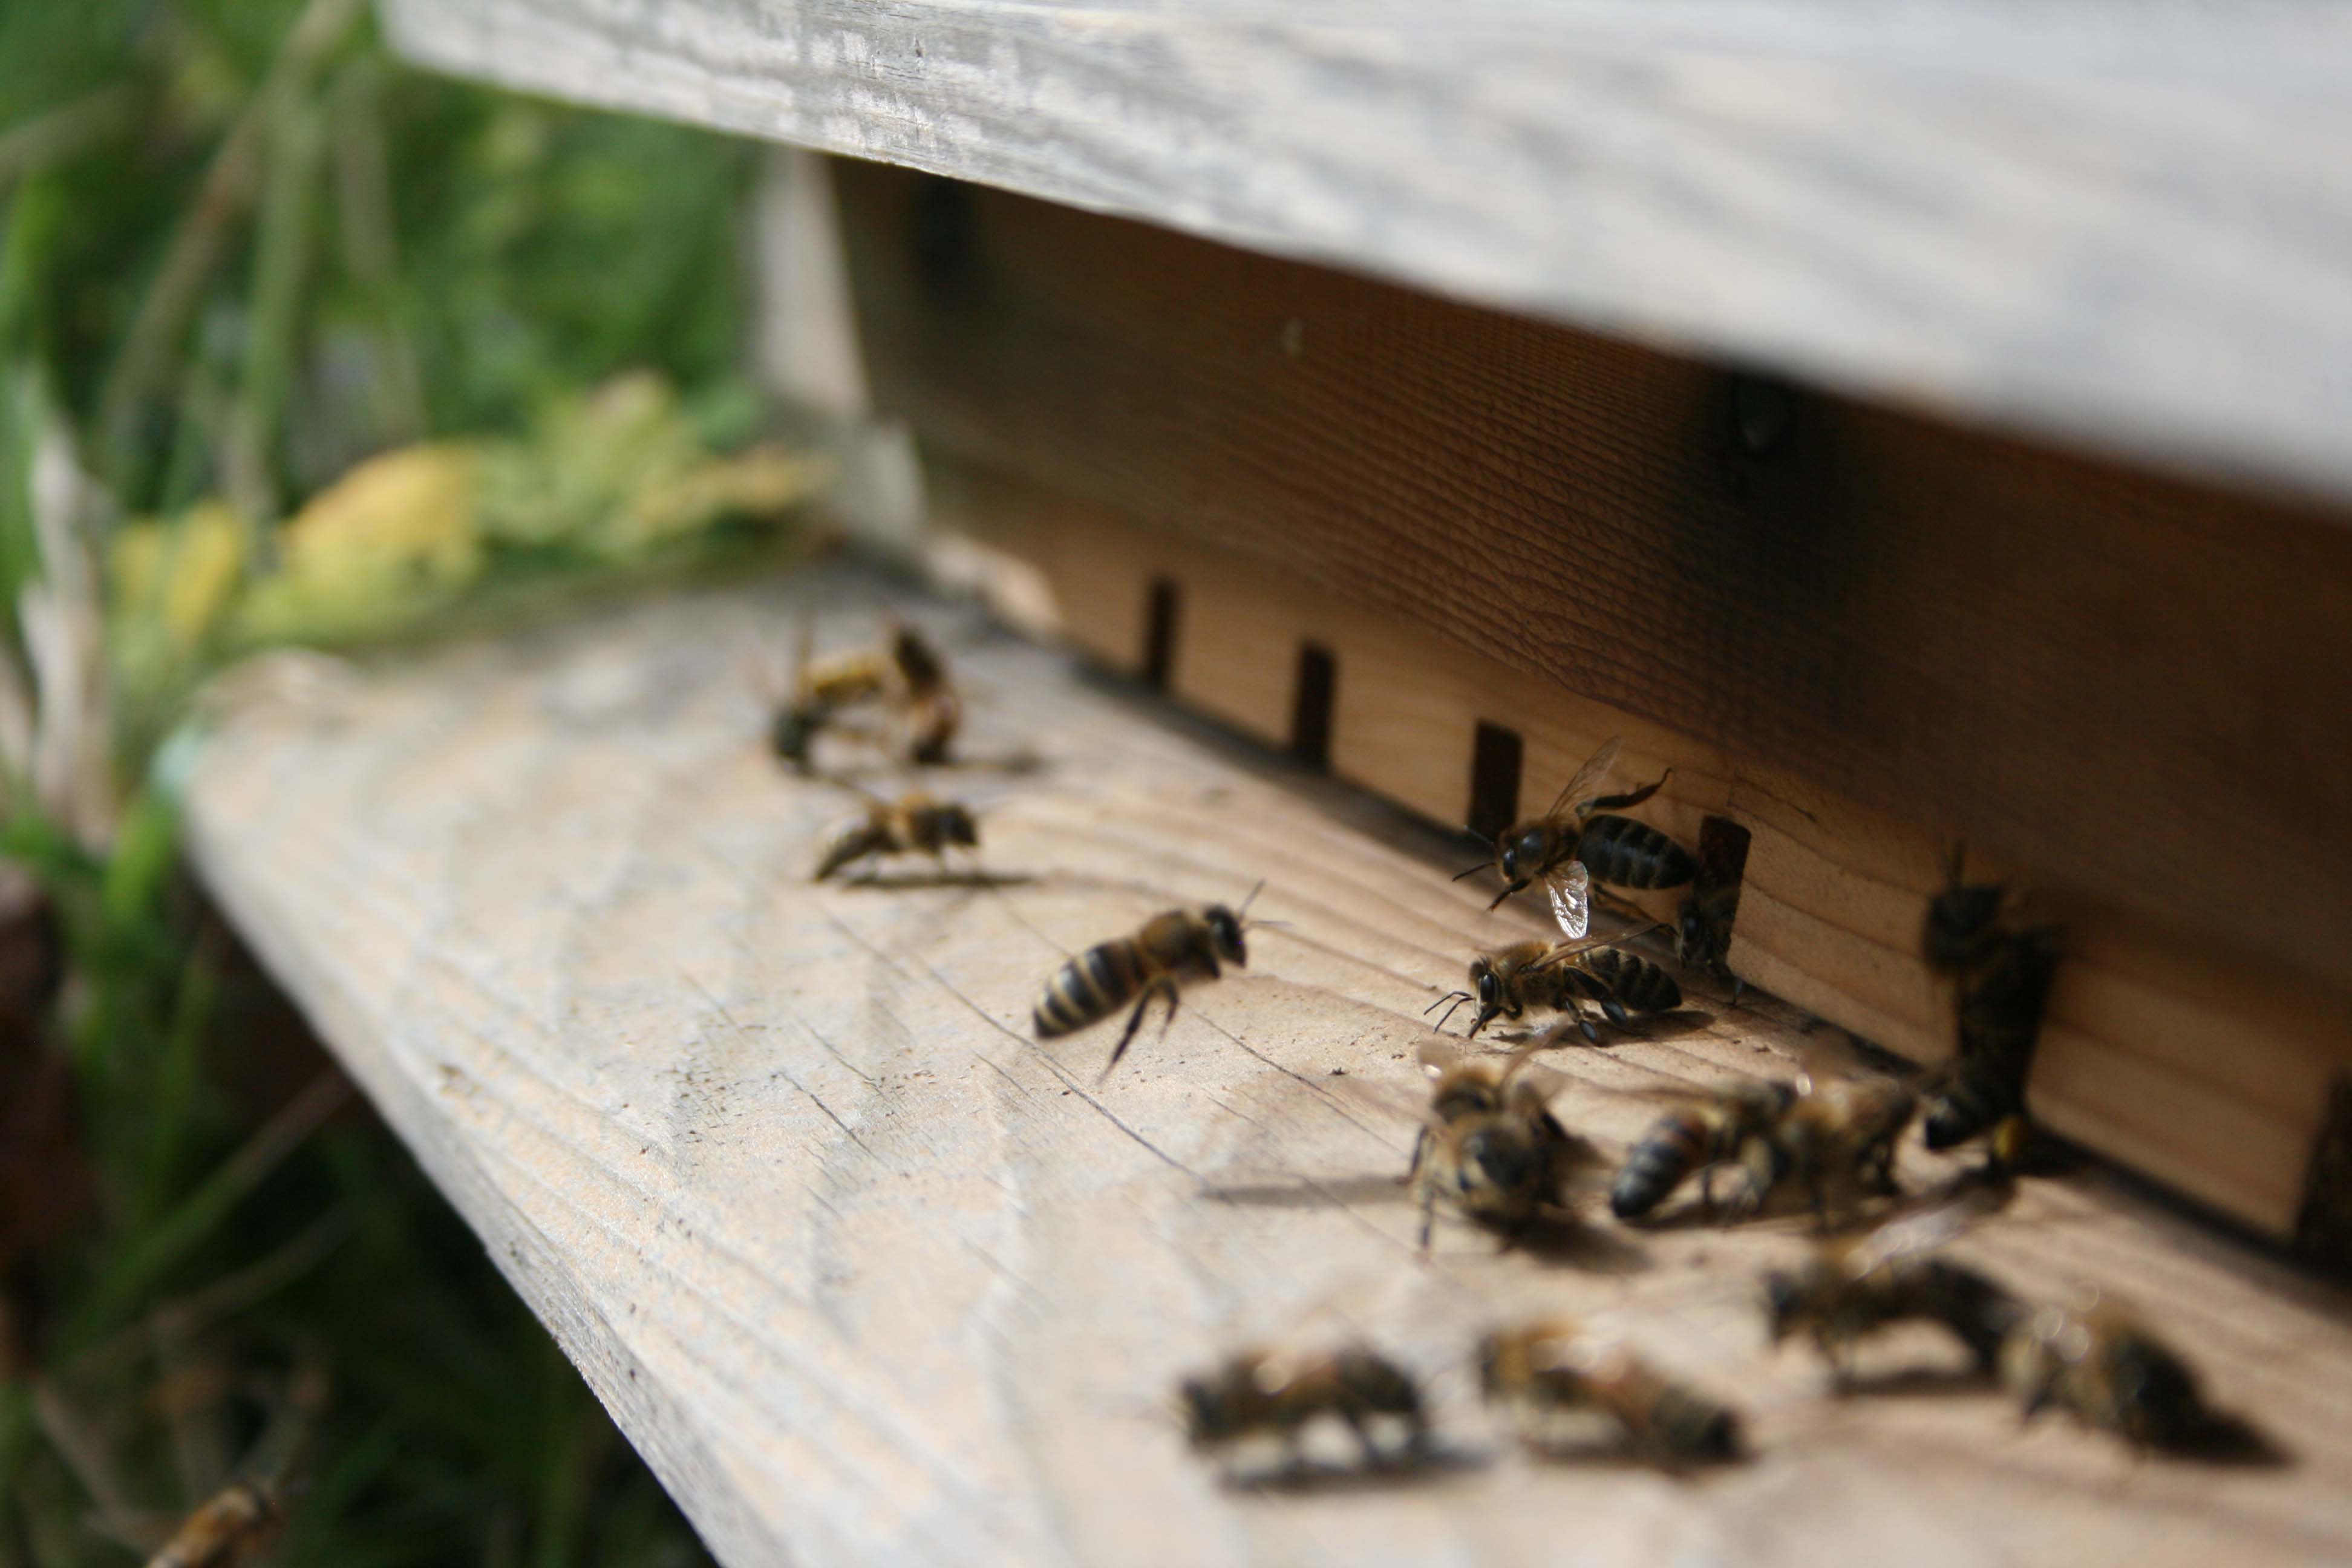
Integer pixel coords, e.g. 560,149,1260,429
146,1479,283,1568
1674,817,1750,1003
1426,931,1681,1042
1408,1042,1601,1250
2000,1297,2213,1450
1032,889,1259,1074
770,622,961,772
811,790,979,881
1178,1344,1430,1472
1465,736,1694,939
1919,849,2060,1151
1748,1068,1916,1222
1477,1318,1743,1466
1764,1189,2023,1388
1609,1078,1797,1221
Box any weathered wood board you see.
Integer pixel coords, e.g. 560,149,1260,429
186,567,2352,1567
377,0,2352,509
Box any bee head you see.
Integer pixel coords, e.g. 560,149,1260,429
1177,1376,1232,1447
1496,825,1543,889
938,804,979,848
1466,958,1507,1036
769,705,815,763
1203,904,1246,966
1690,1406,1744,1463
890,626,949,692
1922,880,2005,969
1675,899,1707,964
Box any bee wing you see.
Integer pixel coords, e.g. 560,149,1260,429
1835,1183,2006,1281
1329,1068,1446,1127
1544,859,1593,939
1519,922,1671,975
1544,735,1624,820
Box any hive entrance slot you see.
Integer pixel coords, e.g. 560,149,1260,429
1142,577,1180,691
1291,642,1336,769
1467,722,1523,843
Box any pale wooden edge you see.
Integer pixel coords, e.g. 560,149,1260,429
949,485,2352,1238
379,0,2352,509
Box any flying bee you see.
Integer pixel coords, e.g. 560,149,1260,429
1426,929,1680,1043
2000,1297,2213,1451
1764,1187,2024,1389
1674,816,1750,1003
1609,1077,1797,1221
1477,1319,1743,1466
769,622,962,772
146,1479,283,1568
1178,1344,1429,1473
1919,848,2061,1151
1032,887,1263,1074
1408,1043,1602,1250
1462,736,1695,939
811,790,979,881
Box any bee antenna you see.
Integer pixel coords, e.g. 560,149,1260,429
1451,863,1488,883
1236,878,1267,917
1422,990,1471,1018
1427,994,1472,1032
1462,827,1495,849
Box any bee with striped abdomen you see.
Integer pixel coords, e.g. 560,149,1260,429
1409,1044,1602,1250
2001,1297,2214,1451
811,790,979,881
1920,848,2061,1151
1609,1078,1796,1221
1464,737,1695,941
1736,1068,1915,1224
1426,931,1681,1043
769,622,962,773
1477,1318,1743,1466
1033,889,1261,1074
1765,1187,2023,1389
1179,1344,1429,1474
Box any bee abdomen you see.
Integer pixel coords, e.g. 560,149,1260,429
1577,815,1696,890
1033,940,1145,1037
1583,949,1682,1014
1611,1115,1704,1218
1922,1060,2020,1151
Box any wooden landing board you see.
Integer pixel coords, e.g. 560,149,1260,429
377,0,2352,508
185,567,2352,1567
935,471,2352,1242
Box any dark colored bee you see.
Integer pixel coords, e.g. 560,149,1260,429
1179,1345,1429,1471
1463,736,1694,940
148,1480,283,1568
771,623,961,772
1032,892,1258,1073
1407,1043,1600,1250
1674,816,1750,1004
1920,850,2061,1150
2001,1299,2213,1450
1478,1318,1743,1466
1610,1079,1796,1220
1765,1189,2024,1388
1426,933,1681,1042
811,791,979,881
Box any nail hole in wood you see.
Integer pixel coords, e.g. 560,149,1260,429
1468,722,1523,842
1290,641,1336,771
1142,577,1180,692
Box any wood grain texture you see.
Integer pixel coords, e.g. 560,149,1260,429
375,0,2352,507
837,166,2352,1002
938,480,2352,1237
183,566,2352,1565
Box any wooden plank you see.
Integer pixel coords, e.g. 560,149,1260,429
184,567,2352,1567
377,0,2352,507
930,478,2352,1240
837,165,2352,1005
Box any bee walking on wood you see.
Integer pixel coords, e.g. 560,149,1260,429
1745,1068,1916,1224
1477,1318,1743,1466
1032,887,1264,1074
1609,1078,1797,1221
769,622,962,772
2001,1298,2215,1451
1462,736,1694,939
1920,849,2062,1151
1426,931,1681,1043
1675,817,1751,1003
1765,1189,2024,1389
1178,1344,1430,1474
1407,1042,1602,1250
811,790,979,881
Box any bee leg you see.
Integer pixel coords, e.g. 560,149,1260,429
1101,982,1176,1076
1404,1126,1428,1186
1587,771,1671,812
1599,997,1631,1028
1417,1190,1437,1253
1339,1408,1384,1468
1698,1164,1717,1219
